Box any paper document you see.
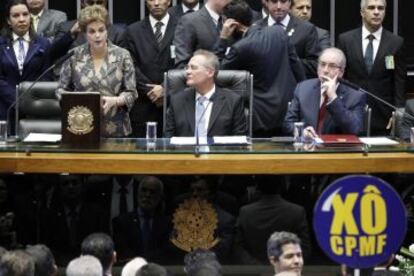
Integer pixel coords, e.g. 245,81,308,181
170,136,208,145
359,137,399,146
213,136,249,144
24,133,62,143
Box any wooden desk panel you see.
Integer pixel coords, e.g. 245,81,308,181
0,152,413,174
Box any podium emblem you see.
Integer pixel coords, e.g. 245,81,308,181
67,105,94,135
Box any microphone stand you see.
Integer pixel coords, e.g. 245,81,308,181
5,51,74,142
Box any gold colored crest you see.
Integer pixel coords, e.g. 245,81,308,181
171,198,220,252
67,105,94,135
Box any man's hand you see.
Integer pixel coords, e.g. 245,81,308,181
146,84,164,104
320,73,339,102
70,21,81,37
303,126,319,139
220,18,239,39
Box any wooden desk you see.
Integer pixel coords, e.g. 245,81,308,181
0,151,413,174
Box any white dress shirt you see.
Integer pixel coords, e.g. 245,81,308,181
362,25,382,62
12,32,30,72
149,13,170,38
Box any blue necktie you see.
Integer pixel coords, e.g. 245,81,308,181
364,34,375,73
195,96,208,137
17,37,25,73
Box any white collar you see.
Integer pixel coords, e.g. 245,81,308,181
362,24,382,41
205,3,220,23
182,2,199,13
149,13,170,29
268,14,290,28
12,32,30,42
196,85,216,101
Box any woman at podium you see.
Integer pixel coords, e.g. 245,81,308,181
56,5,137,137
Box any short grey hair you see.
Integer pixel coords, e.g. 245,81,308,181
360,0,386,9
66,255,103,276
318,47,347,70
267,231,301,259
193,50,220,77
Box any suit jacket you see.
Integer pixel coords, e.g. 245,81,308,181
123,15,178,137
316,26,331,50
257,15,319,78
173,6,220,68
56,42,138,137
54,20,126,49
234,195,311,264
35,9,67,41
168,3,204,18
337,27,406,135
112,211,171,262
283,78,366,135
399,99,414,141
165,87,247,137
215,25,305,133
0,32,72,119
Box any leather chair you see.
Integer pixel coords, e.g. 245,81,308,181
163,69,253,137
18,81,61,138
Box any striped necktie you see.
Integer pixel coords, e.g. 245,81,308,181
154,21,163,45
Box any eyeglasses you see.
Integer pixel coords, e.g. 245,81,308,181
318,61,342,70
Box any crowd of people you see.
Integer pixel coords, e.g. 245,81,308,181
0,0,412,275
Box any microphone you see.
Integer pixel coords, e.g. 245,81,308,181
5,50,74,141
338,78,414,121
194,99,212,157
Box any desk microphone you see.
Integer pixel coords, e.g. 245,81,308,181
195,99,212,157
338,78,414,121
5,50,74,141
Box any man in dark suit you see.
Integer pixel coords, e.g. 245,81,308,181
337,0,406,136
165,50,247,137
234,176,311,264
283,47,366,137
168,0,202,18
26,0,67,41
124,0,178,137
173,0,230,68
290,0,330,50
215,0,305,137
257,0,319,78
113,176,170,263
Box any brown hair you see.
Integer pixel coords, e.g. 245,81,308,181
78,5,109,33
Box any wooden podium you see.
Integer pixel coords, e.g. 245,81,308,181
61,92,101,148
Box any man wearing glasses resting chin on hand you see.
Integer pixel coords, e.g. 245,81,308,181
283,47,366,139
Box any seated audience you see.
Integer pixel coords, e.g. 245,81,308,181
283,47,366,138
26,0,67,41
136,263,168,276
267,232,304,276
81,233,116,276
121,257,148,276
165,50,247,137
233,176,310,264
184,249,222,276
66,255,103,276
56,4,138,138
113,176,170,262
0,250,35,276
25,244,57,276
398,99,414,141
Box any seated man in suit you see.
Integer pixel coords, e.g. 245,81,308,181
26,0,67,41
398,99,414,141
283,47,366,138
165,50,247,137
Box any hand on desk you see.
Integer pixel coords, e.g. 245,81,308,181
304,126,319,139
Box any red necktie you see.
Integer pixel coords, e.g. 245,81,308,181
317,94,328,134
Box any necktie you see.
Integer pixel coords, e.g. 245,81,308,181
118,186,128,215
317,93,328,134
17,37,25,73
364,34,375,73
195,96,208,137
154,21,163,45
67,208,78,247
141,216,152,252
185,9,194,14
217,16,223,32
32,15,39,32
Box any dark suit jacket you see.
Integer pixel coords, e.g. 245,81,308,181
257,15,319,78
173,6,220,68
36,9,67,41
215,25,305,133
0,33,72,119
234,195,311,264
123,15,178,137
165,87,247,137
399,99,414,141
337,27,406,134
168,3,204,19
283,78,366,135
316,26,331,50
112,211,170,262
55,20,125,49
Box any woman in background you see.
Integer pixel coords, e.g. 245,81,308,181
57,5,137,137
